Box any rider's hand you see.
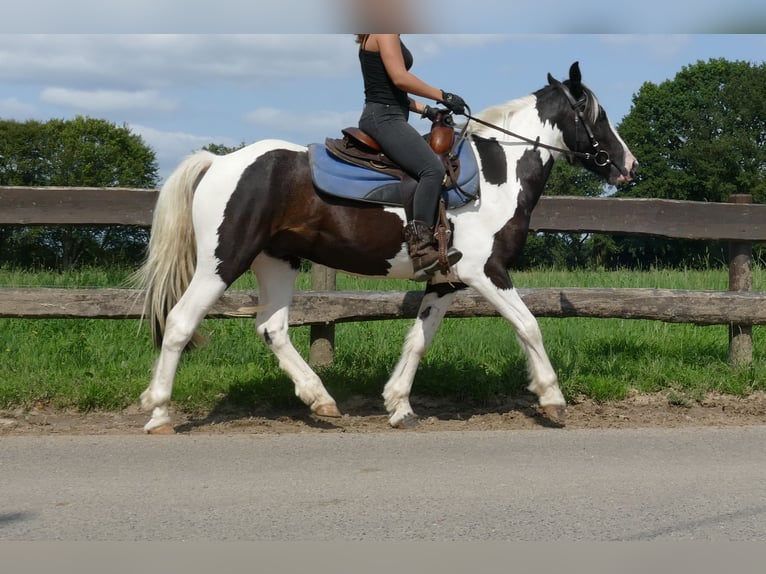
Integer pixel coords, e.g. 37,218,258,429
440,91,468,115
421,105,450,122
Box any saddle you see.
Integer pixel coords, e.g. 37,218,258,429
324,112,462,199
322,111,465,275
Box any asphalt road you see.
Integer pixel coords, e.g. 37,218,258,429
2,427,765,541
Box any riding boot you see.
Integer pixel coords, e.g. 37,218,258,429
404,220,462,281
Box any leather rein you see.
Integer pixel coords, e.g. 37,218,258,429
450,83,628,178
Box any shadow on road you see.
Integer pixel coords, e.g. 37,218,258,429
0,512,35,528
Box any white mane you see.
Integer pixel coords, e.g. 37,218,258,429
463,87,601,139
465,95,536,138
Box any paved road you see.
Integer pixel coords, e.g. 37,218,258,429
2,427,765,541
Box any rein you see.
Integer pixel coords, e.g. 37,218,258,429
451,85,628,177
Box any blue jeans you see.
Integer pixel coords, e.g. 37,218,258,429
359,102,446,226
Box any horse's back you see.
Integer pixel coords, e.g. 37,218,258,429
204,139,306,179
194,139,306,201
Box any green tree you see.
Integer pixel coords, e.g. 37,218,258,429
620,58,766,203
614,58,766,267
0,116,159,270
202,142,247,155
41,117,158,188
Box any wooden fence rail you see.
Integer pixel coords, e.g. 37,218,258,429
2,187,766,241
1,187,765,366
2,287,766,326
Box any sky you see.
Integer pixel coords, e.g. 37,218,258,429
1,33,765,182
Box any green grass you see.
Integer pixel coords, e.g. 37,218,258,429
0,266,764,414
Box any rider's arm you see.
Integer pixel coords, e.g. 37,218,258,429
376,34,443,104
408,98,426,115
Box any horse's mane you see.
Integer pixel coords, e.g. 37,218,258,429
465,83,600,138
465,95,535,138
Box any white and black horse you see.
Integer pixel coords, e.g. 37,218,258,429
135,62,637,433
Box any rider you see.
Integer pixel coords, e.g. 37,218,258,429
356,34,468,280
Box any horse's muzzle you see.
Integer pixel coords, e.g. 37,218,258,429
614,159,638,185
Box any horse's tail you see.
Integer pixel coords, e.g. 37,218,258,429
132,150,216,349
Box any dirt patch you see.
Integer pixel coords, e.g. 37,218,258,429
2,391,765,435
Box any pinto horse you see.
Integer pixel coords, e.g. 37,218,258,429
135,62,637,434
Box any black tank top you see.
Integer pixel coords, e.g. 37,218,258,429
359,38,413,109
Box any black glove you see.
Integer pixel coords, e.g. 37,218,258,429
440,91,467,115
421,105,449,122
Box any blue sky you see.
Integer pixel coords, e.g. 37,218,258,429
1,34,764,182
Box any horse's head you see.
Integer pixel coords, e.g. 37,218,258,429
542,62,638,185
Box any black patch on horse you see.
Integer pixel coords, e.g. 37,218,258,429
418,281,468,320
471,135,507,186
217,148,406,282
425,282,468,298
215,152,286,284
483,149,554,290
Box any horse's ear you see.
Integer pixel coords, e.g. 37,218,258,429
568,61,583,98
547,72,559,86
569,61,582,84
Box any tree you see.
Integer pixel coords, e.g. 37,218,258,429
620,58,766,203
0,116,159,269
42,117,159,188
613,58,766,267
202,142,247,156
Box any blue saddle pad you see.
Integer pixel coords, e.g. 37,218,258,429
308,137,480,210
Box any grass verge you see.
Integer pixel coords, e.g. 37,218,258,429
1,266,763,414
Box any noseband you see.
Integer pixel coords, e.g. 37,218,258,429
457,85,628,177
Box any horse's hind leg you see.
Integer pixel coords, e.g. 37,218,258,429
252,254,340,417
383,284,458,428
141,269,228,433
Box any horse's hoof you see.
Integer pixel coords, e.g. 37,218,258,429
146,424,176,435
541,405,567,426
314,403,342,418
394,414,420,429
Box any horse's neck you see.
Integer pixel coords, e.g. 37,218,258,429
472,96,565,150
468,99,559,223
507,108,564,151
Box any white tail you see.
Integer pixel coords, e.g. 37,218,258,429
133,151,216,348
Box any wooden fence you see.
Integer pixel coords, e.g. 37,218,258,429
1,187,764,366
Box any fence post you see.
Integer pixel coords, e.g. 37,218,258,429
728,194,753,367
309,264,336,367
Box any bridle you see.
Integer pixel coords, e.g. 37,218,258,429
452,83,628,177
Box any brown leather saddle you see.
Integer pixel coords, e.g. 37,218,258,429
324,113,462,199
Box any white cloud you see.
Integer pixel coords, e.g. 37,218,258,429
0,97,39,119
245,107,359,135
41,88,177,113
0,35,357,90
129,123,240,181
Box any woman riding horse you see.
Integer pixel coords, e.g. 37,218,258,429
356,33,467,280
135,59,638,434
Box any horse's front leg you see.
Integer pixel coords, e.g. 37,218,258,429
383,283,460,428
469,275,566,424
